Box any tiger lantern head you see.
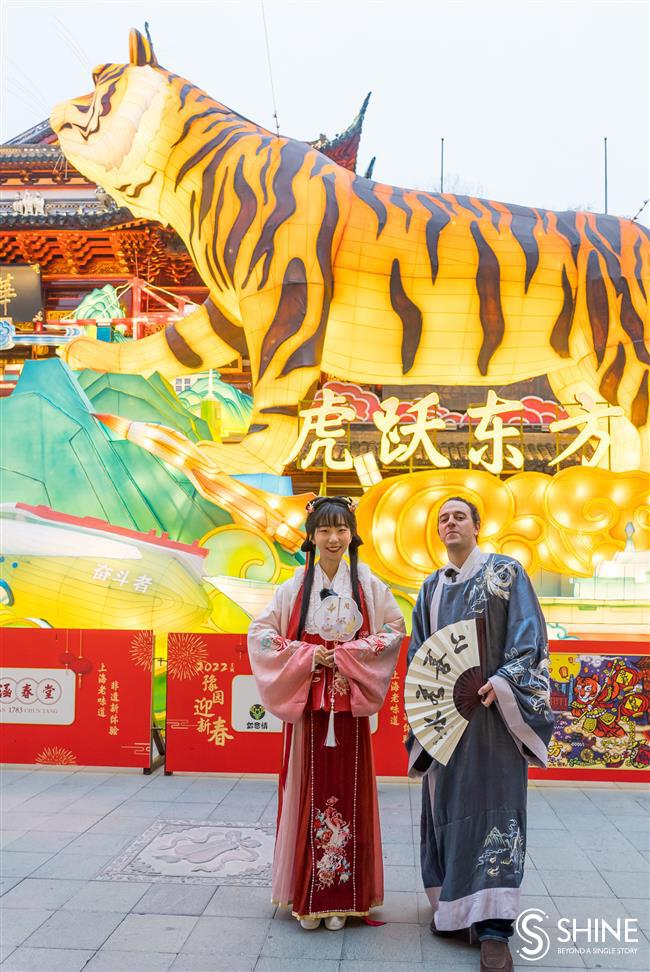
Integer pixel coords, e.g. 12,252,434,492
52,27,650,477
51,28,183,223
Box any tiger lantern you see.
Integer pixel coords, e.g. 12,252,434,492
51,27,650,474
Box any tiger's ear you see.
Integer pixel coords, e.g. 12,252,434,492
129,24,158,66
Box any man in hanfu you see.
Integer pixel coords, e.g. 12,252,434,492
406,496,554,972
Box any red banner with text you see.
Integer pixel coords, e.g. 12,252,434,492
0,629,153,768
164,633,409,774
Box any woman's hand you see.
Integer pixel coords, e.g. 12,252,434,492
313,645,336,668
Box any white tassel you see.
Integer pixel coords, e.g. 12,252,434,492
325,670,337,747
325,706,337,747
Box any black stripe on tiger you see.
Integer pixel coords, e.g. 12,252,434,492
352,177,387,238
248,424,269,434
555,211,581,269
620,288,650,364
74,81,120,142
171,108,225,149
633,237,647,301
186,188,202,272
244,142,305,291
115,172,156,199
599,343,626,405
198,130,249,228
188,189,196,244
210,172,230,291
454,195,483,219
586,222,650,365
416,194,450,287
224,155,258,284
508,205,539,292
97,65,126,86
390,188,413,231
432,195,456,217
585,251,609,367
260,405,299,416
310,153,331,178
175,122,244,189
595,214,621,255
164,324,203,368
390,258,422,375
259,146,273,206
550,265,575,358
631,371,649,427
178,83,193,110
203,244,223,295
257,258,308,381
204,298,247,355
470,221,505,376
478,199,503,232
281,173,339,376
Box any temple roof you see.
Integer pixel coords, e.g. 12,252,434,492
307,93,371,172
3,118,58,147
0,208,138,229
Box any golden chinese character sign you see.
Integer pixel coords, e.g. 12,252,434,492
287,382,630,474
0,264,43,323
51,27,648,476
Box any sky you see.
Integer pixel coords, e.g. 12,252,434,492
1,0,649,225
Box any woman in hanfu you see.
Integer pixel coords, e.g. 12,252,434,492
248,496,405,930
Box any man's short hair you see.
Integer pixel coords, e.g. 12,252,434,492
438,495,481,530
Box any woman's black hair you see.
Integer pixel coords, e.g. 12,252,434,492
296,497,363,639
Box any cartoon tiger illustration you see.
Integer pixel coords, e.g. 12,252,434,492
51,27,650,474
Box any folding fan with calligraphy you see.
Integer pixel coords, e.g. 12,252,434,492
405,617,485,765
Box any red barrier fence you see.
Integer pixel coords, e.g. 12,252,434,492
0,629,153,769
165,635,650,782
2,628,647,781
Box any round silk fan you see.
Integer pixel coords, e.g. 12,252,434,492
405,618,484,766
312,594,362,643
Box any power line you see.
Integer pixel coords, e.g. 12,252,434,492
260,0,280,138
50,15,91,71
629,199,649,222
6,57,52,114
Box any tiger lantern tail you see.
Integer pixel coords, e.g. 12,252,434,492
51,28,650,473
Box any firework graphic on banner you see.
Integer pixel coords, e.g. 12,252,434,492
130,631,154,672
167,633,208,680
35,746,77,765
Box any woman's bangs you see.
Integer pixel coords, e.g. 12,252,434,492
311,503,352,530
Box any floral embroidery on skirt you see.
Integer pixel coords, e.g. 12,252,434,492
314,796,351,889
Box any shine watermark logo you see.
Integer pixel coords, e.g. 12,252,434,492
515,909,550,962
515,910,640,962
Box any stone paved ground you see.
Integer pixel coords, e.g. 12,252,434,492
0,769,648,971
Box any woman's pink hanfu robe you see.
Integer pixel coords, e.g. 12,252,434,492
248,560,405,920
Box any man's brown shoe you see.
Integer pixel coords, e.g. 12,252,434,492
480,939,513,972
430,915,478,946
